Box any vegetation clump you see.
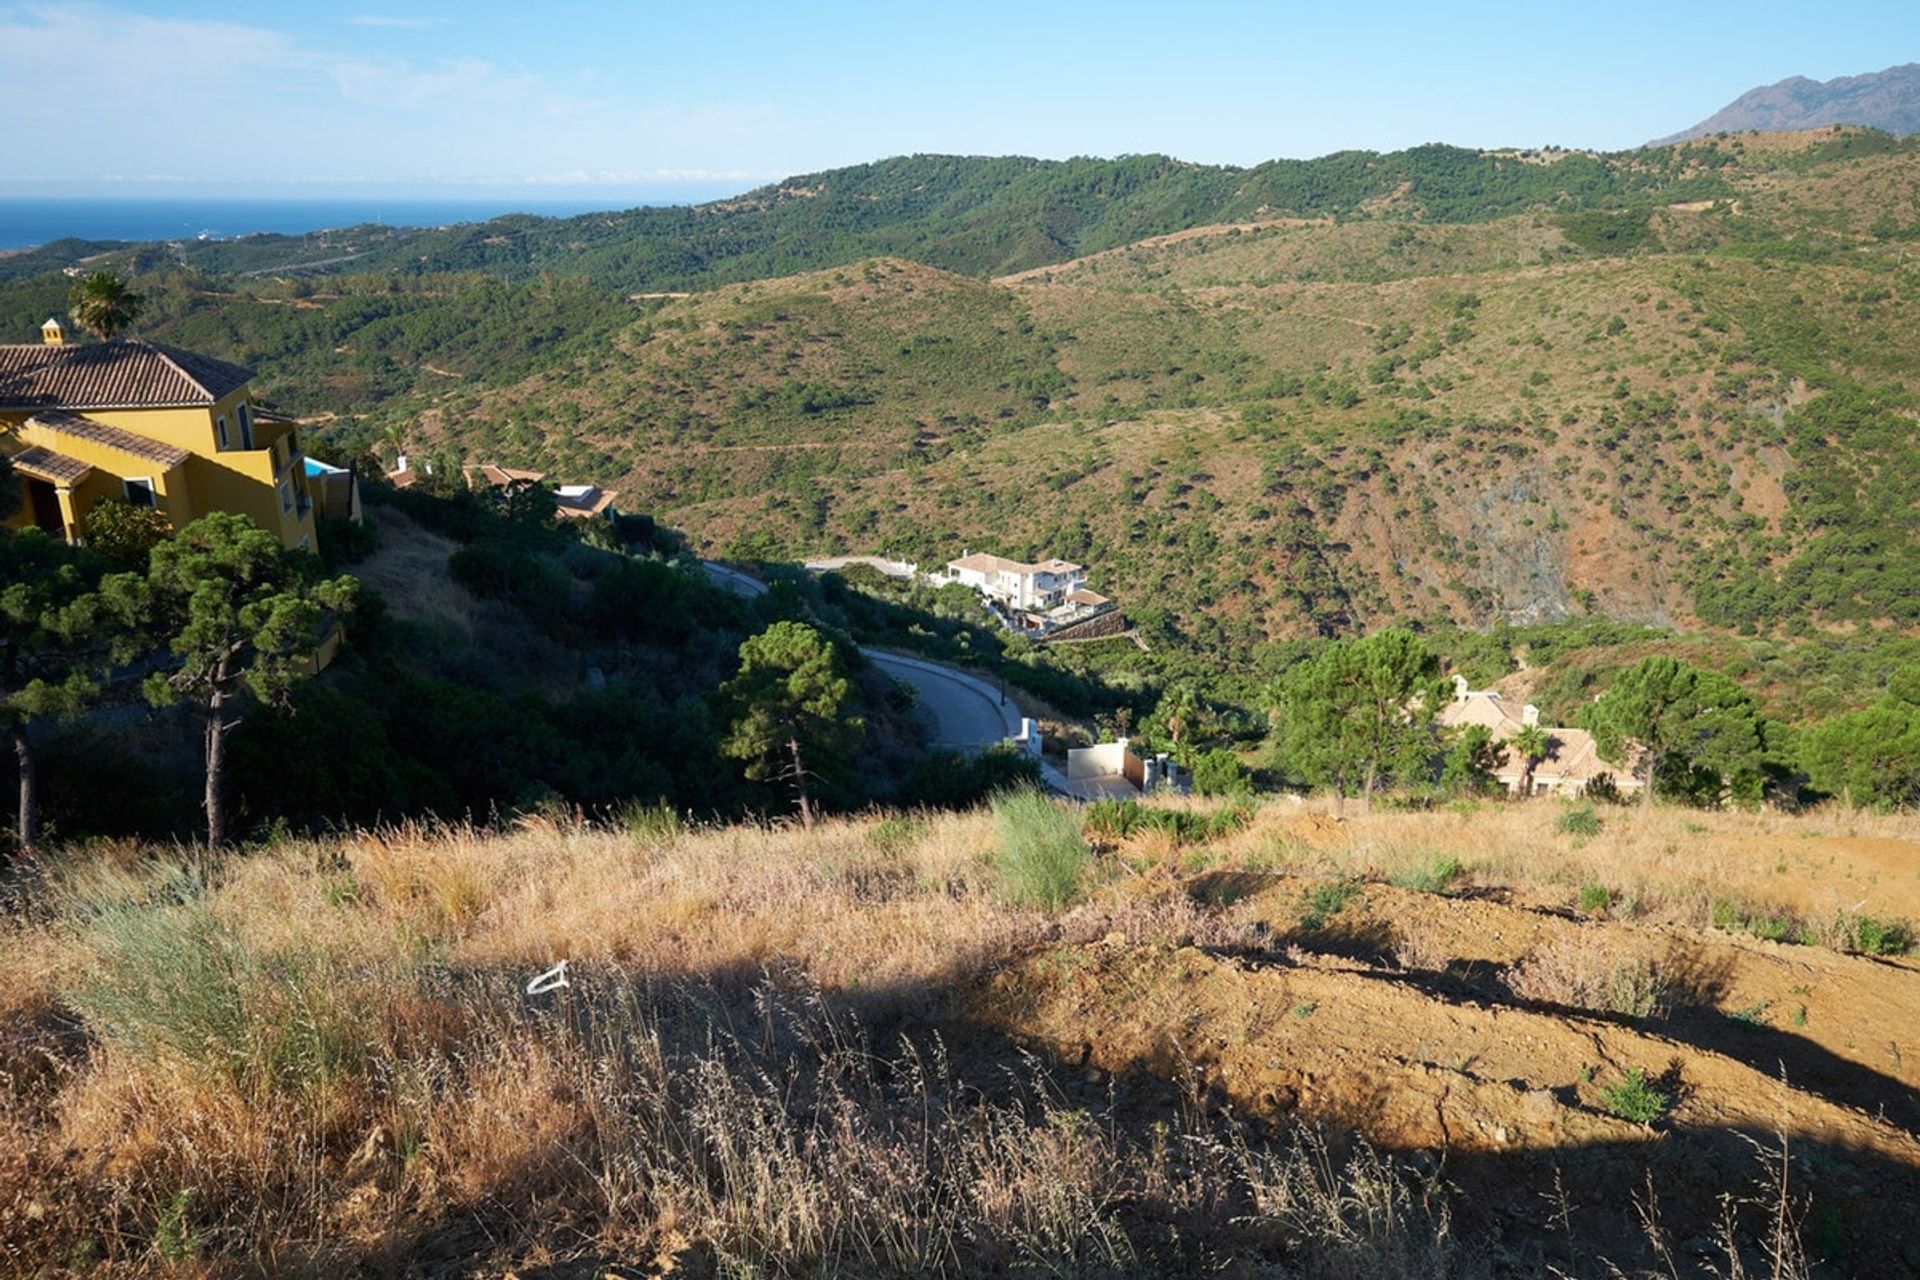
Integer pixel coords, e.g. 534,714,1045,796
1556,804,1603,838
1388,854,1464,896
993,788,1090,910
1600,1068,1671,1124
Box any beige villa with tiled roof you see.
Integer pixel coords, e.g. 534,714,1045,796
1437,676,1642,798
0,320,317,550
944,551,1087,611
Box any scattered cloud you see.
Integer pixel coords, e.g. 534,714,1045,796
0,3,802,189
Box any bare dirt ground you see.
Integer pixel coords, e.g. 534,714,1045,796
975,807,1920,1272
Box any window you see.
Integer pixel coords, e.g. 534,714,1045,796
123,478,157,509
215,415,229,450
279,480,294,514
238,402,255,449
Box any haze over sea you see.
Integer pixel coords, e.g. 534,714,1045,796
0,196,699,252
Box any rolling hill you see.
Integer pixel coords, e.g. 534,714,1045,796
253,132,1919,657
8,131,1920,708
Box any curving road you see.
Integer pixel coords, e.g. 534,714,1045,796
701,560,1020,752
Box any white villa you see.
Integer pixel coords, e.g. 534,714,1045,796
945,551,1088,611
1436,677,1641,798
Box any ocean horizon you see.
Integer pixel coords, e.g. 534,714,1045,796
0,195,714,252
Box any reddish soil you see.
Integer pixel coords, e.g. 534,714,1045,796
968,870,1920,1273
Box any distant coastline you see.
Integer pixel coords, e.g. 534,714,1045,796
0,195,712,252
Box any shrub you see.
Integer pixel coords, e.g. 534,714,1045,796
316,514,380,568
1827,912,1915,956
1503,933,1670,1018
1600,1069,1670,1124
900,744,1041,810
1710,896,1800,943
993,789,1089,911
1577,883,1613,915
1556,804,1603,837
1298,879,1361,931
1082,798,1250,848
1192,748,1251,797
1389,854,1464,896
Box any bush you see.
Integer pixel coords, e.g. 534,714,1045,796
1600,1068,1670,1124
1829,912,1915,956
1556,804,1603,837
1504,934,1670,1018
1577,883,1613,916
993,789,1089,911
1389,854,1464,896
316,514,379,568
1191,748,1251,797
1082,798,1251,847
899,745,1041,810
1710,896,1800,943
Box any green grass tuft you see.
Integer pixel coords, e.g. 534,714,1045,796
1298,879,1362,931
1390,855,1464,896
993,788,1090,911
1555,804,1603,838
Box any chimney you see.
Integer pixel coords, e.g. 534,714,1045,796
394,453,409,473
40,318,64,346
1523,704,1540,727
1452,674,1470,701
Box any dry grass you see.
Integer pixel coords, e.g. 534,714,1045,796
0,811,1457,1276
1208,795,1920,927
0,797,1905,1275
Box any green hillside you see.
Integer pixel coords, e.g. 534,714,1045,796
10,133,1862,294
8,129,1920,727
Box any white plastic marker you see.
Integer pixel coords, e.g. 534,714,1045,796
526,959,570,995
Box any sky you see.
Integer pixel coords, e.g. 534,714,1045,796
3,1,1917,201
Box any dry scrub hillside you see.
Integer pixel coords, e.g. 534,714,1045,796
390,134,1920,642
3,798,1917,1276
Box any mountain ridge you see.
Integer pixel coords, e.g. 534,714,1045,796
1654,63,1920,144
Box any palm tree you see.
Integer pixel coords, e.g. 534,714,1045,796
1510,723,1551,797
69,271,145,340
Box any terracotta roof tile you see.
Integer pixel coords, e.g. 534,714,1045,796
0,339,251,410
8,444,92,486
25,410,190,468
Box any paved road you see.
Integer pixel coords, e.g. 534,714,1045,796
700,560,1019,753
864,650,1021,751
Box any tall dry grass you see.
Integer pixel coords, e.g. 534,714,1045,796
0,811,1463,1276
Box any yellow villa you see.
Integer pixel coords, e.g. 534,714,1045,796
0,319,318,551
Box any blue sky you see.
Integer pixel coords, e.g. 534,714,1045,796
3,1,1916,200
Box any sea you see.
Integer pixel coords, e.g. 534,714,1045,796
0,196,691,252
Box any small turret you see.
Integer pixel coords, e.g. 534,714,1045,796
40,318,65,346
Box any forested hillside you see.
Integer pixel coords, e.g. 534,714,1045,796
8,129,1920,729
2,133,1843,293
